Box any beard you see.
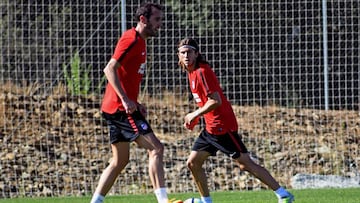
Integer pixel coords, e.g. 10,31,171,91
144,24,158,37
147,29,158,37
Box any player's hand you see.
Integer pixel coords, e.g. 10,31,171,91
122,98,137,114
184,116,200,131
184,112,200,131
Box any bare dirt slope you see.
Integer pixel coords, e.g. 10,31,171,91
1,85,359,197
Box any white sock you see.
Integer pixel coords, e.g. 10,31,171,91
154,187,168,203
274,186,290,198
201,196,213,203
90,193,105,203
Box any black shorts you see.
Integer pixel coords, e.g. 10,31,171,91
192,130,248,159
102,110,153,144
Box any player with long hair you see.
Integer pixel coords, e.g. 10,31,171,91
177,38,295,203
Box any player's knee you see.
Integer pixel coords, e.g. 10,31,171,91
186,159,200,171
149,143,164,157
109,159,128,173
236,153,255,171
186,160,193,170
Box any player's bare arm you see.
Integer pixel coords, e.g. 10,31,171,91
103,58,137,114
184,91,222,125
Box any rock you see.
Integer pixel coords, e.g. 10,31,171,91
42,186,53,196
5,153,15,160
1,92,360,198
291,173,360,189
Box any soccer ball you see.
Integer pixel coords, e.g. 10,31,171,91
184,198,202,203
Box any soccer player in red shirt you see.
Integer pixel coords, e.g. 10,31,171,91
91,3,170,203
177,38,294,203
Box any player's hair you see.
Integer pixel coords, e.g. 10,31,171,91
177,38,208,71
135,2,163,21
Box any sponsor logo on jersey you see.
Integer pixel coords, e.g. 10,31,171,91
192,93,201,103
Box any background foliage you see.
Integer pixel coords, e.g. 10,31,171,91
0,0,358,109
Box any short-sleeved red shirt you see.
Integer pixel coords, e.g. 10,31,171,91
101,28,146,113
188,63,238,135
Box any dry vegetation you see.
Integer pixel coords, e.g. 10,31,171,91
0,83,359,197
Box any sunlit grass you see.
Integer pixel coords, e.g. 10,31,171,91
0,188,359,203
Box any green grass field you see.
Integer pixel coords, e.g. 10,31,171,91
0,188,359,203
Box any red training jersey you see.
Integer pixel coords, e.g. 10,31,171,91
188,63,238,135
101,28,146,113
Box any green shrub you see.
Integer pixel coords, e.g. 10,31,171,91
63,52,91,95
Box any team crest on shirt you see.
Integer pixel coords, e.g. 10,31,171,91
138,63,146,74
140,122,148,130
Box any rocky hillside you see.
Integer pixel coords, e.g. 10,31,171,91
0,84,359,198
